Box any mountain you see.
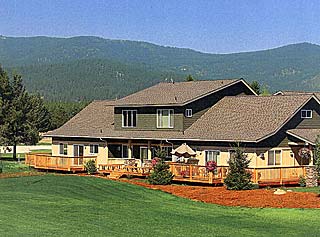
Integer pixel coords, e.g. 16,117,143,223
1,36,320,101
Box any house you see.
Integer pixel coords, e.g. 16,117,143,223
26,79,320,185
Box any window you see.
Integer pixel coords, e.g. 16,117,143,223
122,145,128,158
268,150,281,165
301,110,312,119
185,109,192,118
59,143,68,155
89,144,99,154
157,109,174,128
205,150,220,164
122,110,137,127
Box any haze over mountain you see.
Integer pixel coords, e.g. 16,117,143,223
1,36,320,101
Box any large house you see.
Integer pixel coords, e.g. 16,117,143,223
27,79,320,185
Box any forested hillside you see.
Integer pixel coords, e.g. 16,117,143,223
1,36,320,101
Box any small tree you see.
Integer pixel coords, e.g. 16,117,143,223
186,74,195,82
224,146,253,190
314,135,320,177
85,160,97,174
148,149,174,185
250,81,261,95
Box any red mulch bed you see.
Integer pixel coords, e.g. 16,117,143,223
120,179,320,209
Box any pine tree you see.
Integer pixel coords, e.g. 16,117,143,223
147,149,174,185
224,146,253,190
250,81,261,95
314,135,320,176
0,67,51,161
186,74,195,81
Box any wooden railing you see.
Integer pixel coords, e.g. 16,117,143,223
251,166,306,185
25,153,97,171
25,154,308,185
99,163,152,176
169,163,229,184
99,162,307,185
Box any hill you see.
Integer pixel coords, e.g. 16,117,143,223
1,36,320,100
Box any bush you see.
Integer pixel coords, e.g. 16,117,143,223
148,158,173,185
84,160,97,174
224,146,253,190
0,161,3,173
299,175,306,187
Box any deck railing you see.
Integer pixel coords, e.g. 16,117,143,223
25,153,97,171
25,154,308,185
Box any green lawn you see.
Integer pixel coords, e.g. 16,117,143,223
0,161,31,173
0,176,320,236
286,186,320,194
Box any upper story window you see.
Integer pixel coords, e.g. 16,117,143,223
157,109,174,128
185,109,192,118
122,110,137,127
59,143,68,155
301,110,312,119
89,144,99,154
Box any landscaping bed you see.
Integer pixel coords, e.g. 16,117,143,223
124,179,320,209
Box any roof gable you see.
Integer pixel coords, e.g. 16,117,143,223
184,94,315,142
114,79,256,107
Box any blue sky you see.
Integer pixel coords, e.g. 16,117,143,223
0,0,319,53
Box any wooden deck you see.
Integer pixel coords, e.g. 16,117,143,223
26,154,307,185
99,162,307,186
25,153,97,172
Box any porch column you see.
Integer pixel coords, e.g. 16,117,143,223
128,140,132,158
105,142,109,161
148,141,152,160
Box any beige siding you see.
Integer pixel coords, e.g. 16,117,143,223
52,140,107,164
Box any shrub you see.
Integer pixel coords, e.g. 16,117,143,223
148,155,174,185
0,161,3,173
299,175,306,187
84,160,97,174
224,146,253,190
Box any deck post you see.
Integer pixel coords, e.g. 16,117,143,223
147,141,152,160
254,168,258,183
279,168,283,185
209,172,213,184
105,142,109,164
189,164,192,181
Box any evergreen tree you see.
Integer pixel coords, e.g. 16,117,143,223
186,74,195,81
0,67,50,161
148,149,174,185
224,146,253,190
314,135,320,176
250,81,261,95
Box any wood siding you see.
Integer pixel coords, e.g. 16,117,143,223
114,106,184,131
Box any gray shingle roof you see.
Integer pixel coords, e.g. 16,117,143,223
287,129,320,145
114,79,247,106
47,94,317,143
46,100,184,139
184,94,314,142
274,90,320,100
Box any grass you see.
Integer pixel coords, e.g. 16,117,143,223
0,161,31,173
286,186,320,194
0,175,320,236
